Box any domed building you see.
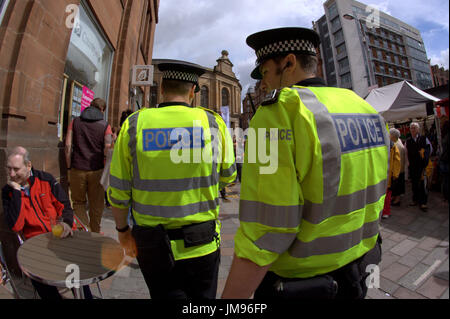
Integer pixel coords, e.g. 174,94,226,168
152,51,242,129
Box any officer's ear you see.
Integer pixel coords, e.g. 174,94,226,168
188,84,196,101
283,53,296,72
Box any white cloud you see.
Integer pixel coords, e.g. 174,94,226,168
430,48,449,69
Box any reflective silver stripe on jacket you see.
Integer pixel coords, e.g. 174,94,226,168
110,175,132,191
108,188,130,207
294,87,341,213
254,217,379,257
288,218,379,258
133,198,220,218
303,179,387,224
240,200,302,228
126,109,220,193
239,178,385,227
221,163,237,177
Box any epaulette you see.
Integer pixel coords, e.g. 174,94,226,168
261,90,280,106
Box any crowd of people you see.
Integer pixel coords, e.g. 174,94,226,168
381,120,449,220
1,25,448,300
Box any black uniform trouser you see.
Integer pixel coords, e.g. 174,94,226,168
136,248,220,299
410,167,427,205
254,238,382,300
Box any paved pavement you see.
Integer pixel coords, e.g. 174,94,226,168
1,182,448,299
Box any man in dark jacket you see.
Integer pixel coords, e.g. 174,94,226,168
2,146,92,299
406,122,431,211
65,98,112,232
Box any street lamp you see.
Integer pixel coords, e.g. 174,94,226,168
342,13,375,89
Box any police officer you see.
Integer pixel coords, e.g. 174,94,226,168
222,27,389,299
108,60,236,299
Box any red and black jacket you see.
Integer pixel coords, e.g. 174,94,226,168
2,169,75,240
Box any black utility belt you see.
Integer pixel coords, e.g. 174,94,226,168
166,220,217,248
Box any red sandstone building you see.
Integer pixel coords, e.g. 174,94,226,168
430,64,449,87
0,0,159,188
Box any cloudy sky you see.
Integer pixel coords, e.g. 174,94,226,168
153,0,449,93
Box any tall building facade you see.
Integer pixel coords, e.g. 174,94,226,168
152,51,242,129
0,0,159,186
315,0,433,97
430,64,449,87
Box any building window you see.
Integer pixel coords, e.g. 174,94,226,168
338,57,349,72
341,73,351,84
377,50,383,60
201,86,209,108
336,43,346,56
222,87,229,106
328,2,338,17
330,17,341,31
333,30,344,43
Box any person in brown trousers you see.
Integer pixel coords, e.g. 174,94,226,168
65,98,113,232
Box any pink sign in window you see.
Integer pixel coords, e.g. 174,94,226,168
80,86,95,113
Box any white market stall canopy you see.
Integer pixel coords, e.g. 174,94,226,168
365,80,440,121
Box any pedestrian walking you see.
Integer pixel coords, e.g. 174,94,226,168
108,61,236,299
391,128,406,206
65,98,113,232
382,137,401,219
222,27,389,299
405,122,432,212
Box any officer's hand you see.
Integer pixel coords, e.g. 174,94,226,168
118,229,137,258
60,222,73,238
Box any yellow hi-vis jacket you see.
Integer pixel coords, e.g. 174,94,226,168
235,82,389,278
108,104,236,260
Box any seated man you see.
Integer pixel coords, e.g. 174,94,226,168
1,146,92,299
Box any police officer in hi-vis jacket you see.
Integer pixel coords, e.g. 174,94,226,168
222,27,389,299
108,60,236,299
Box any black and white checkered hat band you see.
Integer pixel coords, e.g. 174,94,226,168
163,70,198,83
256,39,316,62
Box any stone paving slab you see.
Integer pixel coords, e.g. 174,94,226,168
397,262,432,291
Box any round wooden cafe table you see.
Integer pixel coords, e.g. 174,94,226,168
17,231,125,299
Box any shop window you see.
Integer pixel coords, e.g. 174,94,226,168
58,1,114,140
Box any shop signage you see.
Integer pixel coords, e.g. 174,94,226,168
80,86,95,113
131,65,154,86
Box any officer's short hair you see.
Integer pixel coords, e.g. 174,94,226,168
271,53,318,75
161,79,195,96
410,122,420,129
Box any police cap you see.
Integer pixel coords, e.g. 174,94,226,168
246,27,320,79
157,60,205,93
